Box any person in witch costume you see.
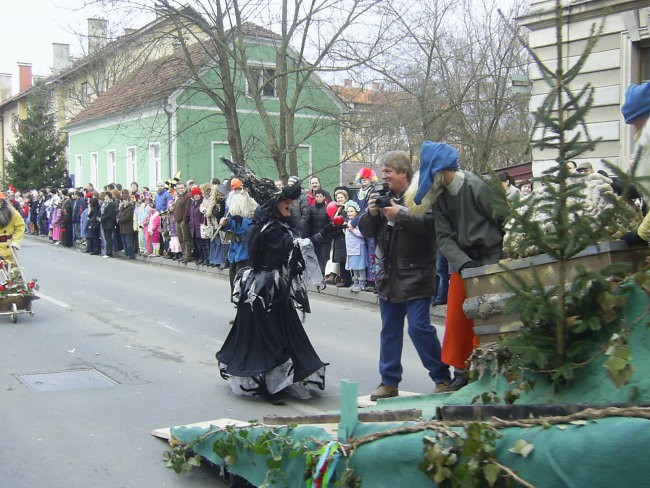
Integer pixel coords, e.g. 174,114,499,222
215,158,341,403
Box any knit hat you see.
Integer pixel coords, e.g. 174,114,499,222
190,186,202,197
414,141,459,205
344,200,360,212
622,82,650,124
230,178,243,190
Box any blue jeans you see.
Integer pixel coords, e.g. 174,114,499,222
121,233,135,258
379,297,450,386
434,252,451,304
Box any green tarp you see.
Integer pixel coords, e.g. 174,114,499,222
170,283,650,487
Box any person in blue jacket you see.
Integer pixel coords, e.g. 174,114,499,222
154,181,173,213
219,186,258,292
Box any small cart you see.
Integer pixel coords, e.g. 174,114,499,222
0,247,38,323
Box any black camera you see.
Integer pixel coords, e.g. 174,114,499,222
374,183,392,208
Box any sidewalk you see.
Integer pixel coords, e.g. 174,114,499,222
29,234,447,325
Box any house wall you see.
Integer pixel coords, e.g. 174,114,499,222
0,99,26,183
174,106,340,188
67,34,343,190
67,109,170,189
172,41,343,188
519,0,650,176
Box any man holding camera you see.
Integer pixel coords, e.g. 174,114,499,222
359,151,451,400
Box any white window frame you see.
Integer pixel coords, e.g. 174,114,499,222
211,141,231,179
148,142,161,189
247,63,277,99
126,146,137,186
90,152,98,188
297,144,313,176
106,149,116,184
75,155,83,188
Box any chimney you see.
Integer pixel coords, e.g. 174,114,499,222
343,79,352,87
0,73,12,101
53,43,71,72
88,18,109,54
18,63,32,93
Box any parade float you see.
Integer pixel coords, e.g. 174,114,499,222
156,2,650,486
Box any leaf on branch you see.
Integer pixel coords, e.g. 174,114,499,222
508,439,534,458
483,463,501,487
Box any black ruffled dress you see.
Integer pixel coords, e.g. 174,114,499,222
215,216,327,397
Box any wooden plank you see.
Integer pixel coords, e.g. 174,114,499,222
263,408,422,425
151,418,251,441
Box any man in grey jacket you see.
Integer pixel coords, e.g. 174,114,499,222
359,150,451,401
413,141,504,390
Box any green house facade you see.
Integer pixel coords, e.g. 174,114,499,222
67,29,343,190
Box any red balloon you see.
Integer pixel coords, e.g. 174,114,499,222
332,215,345,226
326,201,339,219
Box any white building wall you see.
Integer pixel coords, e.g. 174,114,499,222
519,0,650,177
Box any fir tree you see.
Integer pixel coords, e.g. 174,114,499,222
7,80,67,190
492,1,637,387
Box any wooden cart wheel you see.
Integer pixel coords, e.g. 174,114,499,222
11,302,17,324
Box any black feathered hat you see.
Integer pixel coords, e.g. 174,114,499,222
220,157,302,212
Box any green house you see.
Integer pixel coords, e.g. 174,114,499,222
66,25,344,190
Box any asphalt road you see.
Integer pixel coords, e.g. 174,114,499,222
0,236,444,488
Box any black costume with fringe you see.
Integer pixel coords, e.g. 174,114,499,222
215,158,326,397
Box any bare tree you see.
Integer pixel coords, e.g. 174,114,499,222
89,0,382,180
339,0,530,171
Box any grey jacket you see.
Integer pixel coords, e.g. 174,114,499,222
433,171,504,272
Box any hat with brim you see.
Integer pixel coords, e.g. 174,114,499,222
577,161,593,171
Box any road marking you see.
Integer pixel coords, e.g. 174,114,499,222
158,322,182,333
37,292,71,308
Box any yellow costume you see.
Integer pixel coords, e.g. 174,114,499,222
0,206,25,262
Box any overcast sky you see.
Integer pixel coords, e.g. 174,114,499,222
1,0,521,93
0,0,154,92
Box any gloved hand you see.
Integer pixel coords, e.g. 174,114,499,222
459,260,482,272
10,242,20,250
320,222,345,240
621,231,647,247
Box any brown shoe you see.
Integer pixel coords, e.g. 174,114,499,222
433,382,450,394
370,384,398,401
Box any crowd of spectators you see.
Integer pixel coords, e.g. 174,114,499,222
8,173,385,295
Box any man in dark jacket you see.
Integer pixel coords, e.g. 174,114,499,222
71,190,87,244
62,190,74,247
117,190,135,259
172,182,192,263
288,176,309,237
301,188,331,274
100,193,117,257
359,150,451,401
